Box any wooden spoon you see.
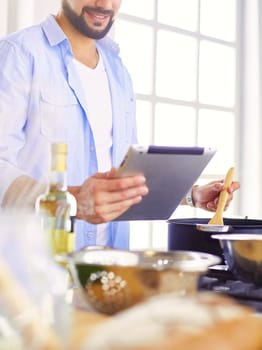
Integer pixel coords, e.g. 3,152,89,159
208,167,235,226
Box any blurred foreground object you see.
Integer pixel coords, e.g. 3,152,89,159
0,258,62,349
0,210,70,349
84,292,262,350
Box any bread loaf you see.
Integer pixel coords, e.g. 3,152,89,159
85,292,262,350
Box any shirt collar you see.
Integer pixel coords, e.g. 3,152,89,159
41,14,68,47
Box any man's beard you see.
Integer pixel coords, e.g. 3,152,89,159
62,1,115,39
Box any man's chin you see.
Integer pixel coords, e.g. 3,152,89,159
86,21,114,39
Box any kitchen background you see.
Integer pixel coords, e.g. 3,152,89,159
1,0,262,250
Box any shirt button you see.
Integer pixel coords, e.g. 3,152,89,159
87,231,94,239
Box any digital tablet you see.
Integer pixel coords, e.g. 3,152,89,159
114,145,216,221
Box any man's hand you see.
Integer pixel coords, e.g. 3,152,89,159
192,180,240,212
69,168,149,223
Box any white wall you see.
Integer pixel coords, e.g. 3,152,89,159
1,0,60,35
0,0,8,37
33,0,60,24
8,0,34,31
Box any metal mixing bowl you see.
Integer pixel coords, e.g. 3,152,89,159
68,249,220,315
212,234,262,285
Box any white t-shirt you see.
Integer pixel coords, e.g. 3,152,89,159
74,52,112,245
74,52,112,172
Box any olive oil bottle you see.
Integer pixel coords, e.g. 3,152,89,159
35,143,77,262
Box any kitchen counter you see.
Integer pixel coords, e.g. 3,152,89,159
67,288,108,348
70,308,107,349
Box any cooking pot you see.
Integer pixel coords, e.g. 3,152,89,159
167,218,262,262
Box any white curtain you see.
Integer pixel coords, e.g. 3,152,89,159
238,0,262,218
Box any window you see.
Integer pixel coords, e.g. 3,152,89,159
115,0,238,250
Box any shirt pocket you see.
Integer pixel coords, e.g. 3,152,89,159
39,88,80,142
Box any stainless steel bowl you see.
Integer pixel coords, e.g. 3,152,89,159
68,249,220,315
212,234,262,285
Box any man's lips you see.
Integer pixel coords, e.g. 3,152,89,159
83,7,113,23
86,11,110,23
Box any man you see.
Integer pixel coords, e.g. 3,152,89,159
0,0,240,249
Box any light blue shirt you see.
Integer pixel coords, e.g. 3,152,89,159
0,15,137,250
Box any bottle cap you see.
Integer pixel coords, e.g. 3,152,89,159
51,143,67,154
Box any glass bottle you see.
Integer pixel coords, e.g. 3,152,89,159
35,143,77,264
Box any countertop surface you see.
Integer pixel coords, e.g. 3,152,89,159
68,288,108,349
70,308,107,349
